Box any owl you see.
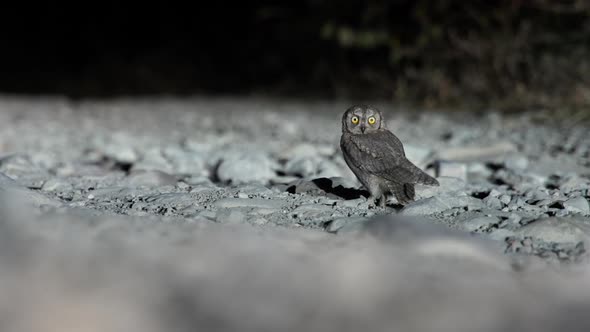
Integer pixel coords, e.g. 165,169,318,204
340,105,439,207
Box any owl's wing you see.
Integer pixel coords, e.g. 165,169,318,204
344,131,438,186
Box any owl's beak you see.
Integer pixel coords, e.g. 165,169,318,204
360,124,366,133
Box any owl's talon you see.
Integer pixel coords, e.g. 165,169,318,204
365,196,377,209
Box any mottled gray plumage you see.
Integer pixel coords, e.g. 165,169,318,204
340,105,439,207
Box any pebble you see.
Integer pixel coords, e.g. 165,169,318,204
564,197,590,215
285,156,319,177
132,147,175,173
291,204,333,219
217,151,277,185
516,217,590,243
326,216,368,233
336,198,366,208
499,195,512,205
214,198,287,209
215,209,246,224
250,207,280,215
461,216,500,233
559,175,590,193
162,146,207,175
437,141,517,162
404,145,432,168
278,143,321,160
504,154,528,171
508,213,523,225
415,176,466,199
483,196,503,210
401,195,484,216
467,162,492,179
435,161,468,181
488,189,502,197
126,170,177,187
41,178,73,192
103,144,139,164
487,228,515,242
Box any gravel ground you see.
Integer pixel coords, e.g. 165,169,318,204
1,96,590,331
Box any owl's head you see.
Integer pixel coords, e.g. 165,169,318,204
342,105,384,134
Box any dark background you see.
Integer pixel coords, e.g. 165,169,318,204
2,1,590,110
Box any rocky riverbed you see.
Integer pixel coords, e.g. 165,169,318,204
1,96,590,331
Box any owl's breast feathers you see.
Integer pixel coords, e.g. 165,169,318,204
341,130,438,186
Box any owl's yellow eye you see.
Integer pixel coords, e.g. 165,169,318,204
368,116,376,125
351,116,359,124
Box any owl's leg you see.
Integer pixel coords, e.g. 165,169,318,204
376,194,387,208
366,195,378,208
365,177,386,208
366,194,386,208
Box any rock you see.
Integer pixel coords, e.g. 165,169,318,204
217,151,276,185
196,210,217,221
504,154,528,171
214,198,287,209
280,144,340,178
401,195,484,216
291,204,333,219
415,176,466,199
535,199,553,207
41,178,73,192
126,170,177,187
143,193,196,211
329,176,361,190
461,216,501,233
437,141,517,162
516,217,590,243
499,195,512,205
250,207,280,216
0,172,61,208
483,195,503,210
103,144,139,164
271,175,300,185
488,189,502,197
184,176,214,186
507,213,523,225
215,209,247,224
176,181,191,191
529,155,590,178
529,190,549,203
278,143,325,160
467,162,492,179
132,147,174,173
487,228,515,242
564,197,590,215
284,156,320,177
316,159,349,179
162,146,206,176
249,216,269,225
404,145,432,168
236,184,273,196
336,198,366,208
559,175,590,193
326,216,368,233
435,161,467,181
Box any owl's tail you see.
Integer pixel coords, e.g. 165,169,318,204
389,183,415,205
415,171,439,186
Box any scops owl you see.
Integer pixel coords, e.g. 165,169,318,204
340,105,439,207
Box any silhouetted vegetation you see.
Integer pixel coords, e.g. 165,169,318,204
1,1,589,110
